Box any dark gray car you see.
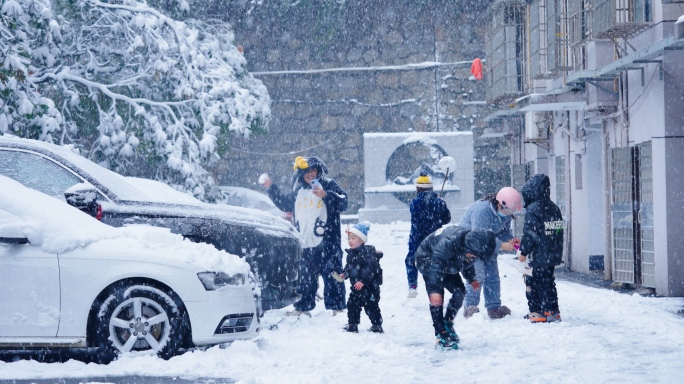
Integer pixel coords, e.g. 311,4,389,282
0,135,301,311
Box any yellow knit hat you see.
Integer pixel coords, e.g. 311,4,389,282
416,171,432,188
293,156,309,171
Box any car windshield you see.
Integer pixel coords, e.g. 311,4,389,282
44,143,157,202
2,138,179,202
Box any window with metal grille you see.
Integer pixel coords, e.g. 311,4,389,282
555,156,566,215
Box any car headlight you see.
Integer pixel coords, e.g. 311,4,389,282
197,272,246,290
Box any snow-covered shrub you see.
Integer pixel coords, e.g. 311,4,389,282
2,0,270,201
0,0,63,141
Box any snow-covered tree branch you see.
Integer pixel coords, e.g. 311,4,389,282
0,0,63,141
1,0,270,200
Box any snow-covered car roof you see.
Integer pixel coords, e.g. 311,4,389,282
0,175,250,276
0,135,298,235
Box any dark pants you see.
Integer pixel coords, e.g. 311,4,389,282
405,251,418,289
423,272,466,335
294,245,346,312
524,266,559,313
347,286,382,326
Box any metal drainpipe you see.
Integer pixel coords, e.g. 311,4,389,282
565,111,572,270
603,119,613,281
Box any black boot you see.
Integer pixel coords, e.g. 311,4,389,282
369,324,384,333
343,323,358,333
429,305,446,335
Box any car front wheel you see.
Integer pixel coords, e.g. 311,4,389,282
95,283,187,360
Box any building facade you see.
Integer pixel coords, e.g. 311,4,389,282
202,0,509,213
484,0,684,296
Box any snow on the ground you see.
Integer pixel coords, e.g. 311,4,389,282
2,222,683,383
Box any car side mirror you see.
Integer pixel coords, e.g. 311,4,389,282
0,224,29,245
65,182,101,219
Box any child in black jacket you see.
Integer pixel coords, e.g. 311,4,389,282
518,174,564,323
336,222,383,333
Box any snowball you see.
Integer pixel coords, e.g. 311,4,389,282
438,156,457,172
258,173,270,185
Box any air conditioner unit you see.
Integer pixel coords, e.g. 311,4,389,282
524,112,549,142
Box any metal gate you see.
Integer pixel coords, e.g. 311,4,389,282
638,142,654,288
610,143,655,287
611,147,636,284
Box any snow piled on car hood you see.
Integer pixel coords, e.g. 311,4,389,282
0,176,249,275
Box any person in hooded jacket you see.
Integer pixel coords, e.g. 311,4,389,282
415,225,496,350
260,156,348,316
460,187,523,320
405,171,451,299
336,222,384,333
518,174,564,323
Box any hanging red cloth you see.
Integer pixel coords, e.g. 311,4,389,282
471,58,484,81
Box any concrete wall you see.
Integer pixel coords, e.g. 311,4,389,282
358,132,474,223
659,49,684,295
200,1,508,214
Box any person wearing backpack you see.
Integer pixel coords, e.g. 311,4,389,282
335,222,384,333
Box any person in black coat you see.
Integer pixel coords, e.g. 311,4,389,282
518,174,564,323
336,222,383,333
261,156,348,316
405,171,451,298
415,225,496,349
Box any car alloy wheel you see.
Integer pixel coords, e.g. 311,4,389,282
95,283,187,360
109,296,171,353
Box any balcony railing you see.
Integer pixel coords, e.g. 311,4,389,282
547,0,572,73
593,0,652,39
485,2,527,103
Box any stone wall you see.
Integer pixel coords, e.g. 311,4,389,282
204,0,509,212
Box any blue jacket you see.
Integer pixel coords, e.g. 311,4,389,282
407,191,451,257
459,199,514,258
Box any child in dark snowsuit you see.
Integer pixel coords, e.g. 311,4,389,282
415,225,496,349
518,174,564,323
337,222,383,333
406,171,451,298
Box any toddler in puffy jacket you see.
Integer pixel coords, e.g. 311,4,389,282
335,222,383,333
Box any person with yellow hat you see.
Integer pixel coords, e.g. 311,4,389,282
260,156,348,317
405,171,451,299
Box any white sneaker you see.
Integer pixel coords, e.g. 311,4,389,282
407,288,418,298
285,310,311,318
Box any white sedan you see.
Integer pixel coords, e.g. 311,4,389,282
0,176,259,362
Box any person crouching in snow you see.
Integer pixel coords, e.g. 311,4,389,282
335,222,384,333
415,225,496,350
260,156,348,317
518,174,564,323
